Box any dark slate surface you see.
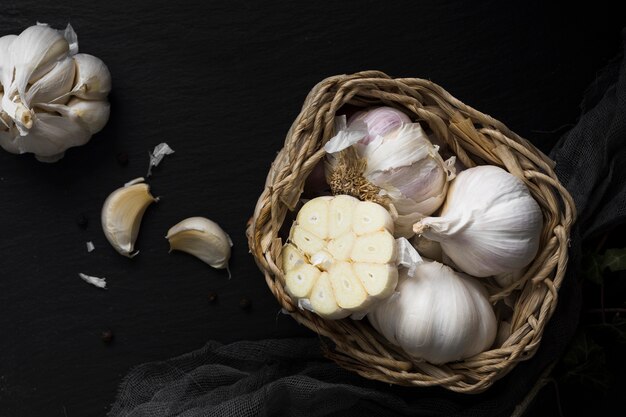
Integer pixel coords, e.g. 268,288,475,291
0,1,622,416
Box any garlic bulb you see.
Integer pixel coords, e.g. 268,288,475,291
0,23,111,162
413,165,543,277
166,217,233,275
324,108,455,238
368,261,497,364
282,195,399,319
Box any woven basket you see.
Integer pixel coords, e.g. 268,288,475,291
247,70,576,393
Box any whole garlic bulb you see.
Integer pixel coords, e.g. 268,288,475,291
324,107,455,239
368,261,497,364
0,23,111,162
413,165,543,277
358,122,455,238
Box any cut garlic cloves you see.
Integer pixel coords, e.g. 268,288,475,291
282,195,399,319
166,217,233,276
101,177,157,258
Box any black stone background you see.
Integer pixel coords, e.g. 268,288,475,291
0,1,623,416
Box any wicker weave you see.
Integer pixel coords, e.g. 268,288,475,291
246,70,576,393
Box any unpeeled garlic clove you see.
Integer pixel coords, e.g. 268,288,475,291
9,24,70,99
24,56,75,106
165,217,233,275
38,97,110,134
101,177,158,257
71,53,112,100
0,34,17,90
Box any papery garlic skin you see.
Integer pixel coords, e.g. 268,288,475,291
101,178,157,258
368,261,497,364
349,106,410,145
166,217,233,273
0,23,111,162
414,165,543,277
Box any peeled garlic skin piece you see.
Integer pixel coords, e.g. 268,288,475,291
368,261,497,364
166,217,232,270
415,165,543,277
101,178,157,257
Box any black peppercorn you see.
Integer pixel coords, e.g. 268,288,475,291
101,330,114,344
76,213,88,229
207,291,218,303
239,297,252,311
116,152,129,166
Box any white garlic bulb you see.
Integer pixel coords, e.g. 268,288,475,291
368,261,497,364
0,23,111,162
413,165,543,277
324,108,455,238
359,123,455,238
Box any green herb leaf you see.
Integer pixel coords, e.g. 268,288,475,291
585,254,604,285
599,248,626,272
562,332,610,391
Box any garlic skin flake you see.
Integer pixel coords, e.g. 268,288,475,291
414,165,543,277
0,24,111,162
166,217,233,274
101,178,158,258
79,272,106,289
368,261,497,364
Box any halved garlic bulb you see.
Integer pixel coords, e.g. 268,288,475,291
282,195,399,319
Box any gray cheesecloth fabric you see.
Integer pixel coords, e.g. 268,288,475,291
109,32,626,417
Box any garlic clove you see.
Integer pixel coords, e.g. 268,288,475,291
24,56,75,106
352,201,394,235
309,272,350,319
327,231,356,261
165,217,233,272
13,112,91,159
101,177,157,257
9,24,70,99
0,35,17,90
296,197,330,239
281,243,306,274
353,263,398,299
328,261,369,310
351,231,396,264
71,53,112,100
310,250,334,271
328,195,358,238
39,98,110,134
289,224,325,256
285,264,320,298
